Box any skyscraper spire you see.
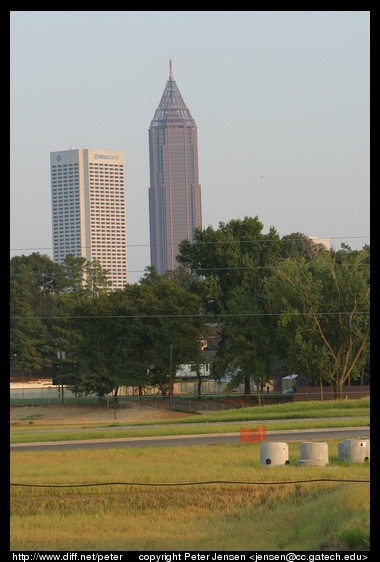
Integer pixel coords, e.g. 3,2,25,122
150,61,195,128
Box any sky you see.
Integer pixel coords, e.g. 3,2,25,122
10,11,370,284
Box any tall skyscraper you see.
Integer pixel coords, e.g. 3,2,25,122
50,148,128,289
148,61,202,275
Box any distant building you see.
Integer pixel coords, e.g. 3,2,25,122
148,61,202,275
50,148,128,289
308,236,331,250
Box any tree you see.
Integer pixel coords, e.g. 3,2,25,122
84,258,113,296
134,270,208,395
280,233,326,259
63,269,208,397
60,254,87,295
178,217,281,299
264,244,370,398
212,290,271,402
177,216,282,395
10,253,66,378
163,267,215,396
60,289,139,396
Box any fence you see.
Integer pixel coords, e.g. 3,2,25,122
10,383,370,409
9,391,264,411
292,385,370,401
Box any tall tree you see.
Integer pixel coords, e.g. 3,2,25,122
177,216,282,395
264,244,370,398
60,254,87,295
135,270,208,395
84,258,113,296
10,253,65,377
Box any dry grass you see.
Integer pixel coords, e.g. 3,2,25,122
10,442,370,551
10,403,192,426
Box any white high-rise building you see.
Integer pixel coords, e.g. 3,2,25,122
308,236,331,250
50,148,128,289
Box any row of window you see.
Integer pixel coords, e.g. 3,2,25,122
90,215,126,219
89,183,124,187
89,172,124,175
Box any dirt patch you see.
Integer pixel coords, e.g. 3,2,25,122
10,404,194,426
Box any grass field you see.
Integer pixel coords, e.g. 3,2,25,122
10,396,370,443
10,398,370,552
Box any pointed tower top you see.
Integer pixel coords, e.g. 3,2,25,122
150,62,196,128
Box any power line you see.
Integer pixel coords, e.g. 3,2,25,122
10,312,370,320
9,262,371,279
9,234,370,253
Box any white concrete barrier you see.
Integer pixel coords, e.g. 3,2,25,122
338,439,370,462
298,441,329,467
260,442,289,467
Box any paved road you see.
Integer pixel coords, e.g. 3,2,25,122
10,426,370,452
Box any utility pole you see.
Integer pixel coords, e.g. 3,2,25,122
169,345,173,401
57,349,66,404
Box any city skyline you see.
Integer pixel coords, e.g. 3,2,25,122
10,12,370,284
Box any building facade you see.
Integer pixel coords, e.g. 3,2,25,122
50,148,128,289
308,236,331,250
148,61,202,275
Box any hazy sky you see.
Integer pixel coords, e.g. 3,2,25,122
10,11,370,284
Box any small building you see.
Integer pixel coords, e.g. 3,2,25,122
282,374,298,392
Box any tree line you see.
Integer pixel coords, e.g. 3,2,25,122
10,216,370,399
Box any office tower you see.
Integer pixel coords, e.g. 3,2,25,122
50,148,128,289
308,236,331,250
148,61,202,275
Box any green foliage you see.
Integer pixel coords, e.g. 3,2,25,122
10,253,65,372
178,216,282,298
179,217,281,396
10,221,370,400
341,527,370,550
264,245,370,397
60,269,209,396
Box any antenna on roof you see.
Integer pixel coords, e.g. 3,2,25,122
169,59,174,80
